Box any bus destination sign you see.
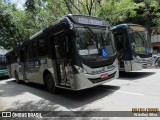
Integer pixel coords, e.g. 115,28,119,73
129,26,145,31
70,15,108,26
78,17,103,26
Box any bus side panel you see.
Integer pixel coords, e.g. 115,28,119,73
10,63,19,78
25,58,55,85
17,62,26,80
131,60,143,71
124,60,143,72
124,61,132,72
7,64,12,78
38,58,49,84
48,59,59,86
25,59,43,84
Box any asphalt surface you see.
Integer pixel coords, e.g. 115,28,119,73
0,69,160,120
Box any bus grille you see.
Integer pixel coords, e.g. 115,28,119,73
88,72,116,83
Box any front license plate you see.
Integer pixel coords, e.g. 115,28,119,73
100,73,108,78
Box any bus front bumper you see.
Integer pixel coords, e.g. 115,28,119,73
73,66,119,91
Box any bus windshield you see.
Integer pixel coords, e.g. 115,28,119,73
0,55,7,69
74,26,116,58
128,26,151,54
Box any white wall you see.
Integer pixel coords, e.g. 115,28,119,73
151,34,160,43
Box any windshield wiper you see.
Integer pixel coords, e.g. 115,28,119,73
129,28,146,45
83,25,97,39
83,25,99,48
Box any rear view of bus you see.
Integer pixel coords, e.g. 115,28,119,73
0,55,8,77
112,24,152,72
7,14,119,93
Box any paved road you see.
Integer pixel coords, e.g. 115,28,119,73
0,69,160,120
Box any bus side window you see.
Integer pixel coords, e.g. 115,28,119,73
26,42,33,60
15,52,20,62
0,56,3,66
6,55,11,64
39,38,48,57
20,50,25,62
33,40,39,58
9,53,13,63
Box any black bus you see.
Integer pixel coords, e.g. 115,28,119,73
7,14,119,93
112,24,152,72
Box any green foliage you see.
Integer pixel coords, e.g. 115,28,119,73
25,0,36,11
0,0,68,49
97,0,160,35
0,0,160,49
131,0,160,35
0,1,22,49
97,0,137,25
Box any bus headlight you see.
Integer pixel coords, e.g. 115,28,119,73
74,65,87,74
132,55,142,62
115,58,118,65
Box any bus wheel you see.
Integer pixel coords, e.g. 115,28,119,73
45,73,58,94
15,72,20,84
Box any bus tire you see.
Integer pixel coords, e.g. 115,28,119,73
45,73,59,94
15,72,20,84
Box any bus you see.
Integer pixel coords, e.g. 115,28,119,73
112,24,152,72
6,14,119,93
0,54,8,77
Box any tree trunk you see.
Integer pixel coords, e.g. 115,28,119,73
63,0,73,14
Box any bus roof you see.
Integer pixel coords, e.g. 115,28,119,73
6,14,110,54
112,23,144,30
28,14,109,40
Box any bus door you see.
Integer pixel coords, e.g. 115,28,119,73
52,32,72,87
114,29,125,70
18,50,26,80
114,28,132,71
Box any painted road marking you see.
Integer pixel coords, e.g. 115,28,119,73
98,88,144,96
0,90,4,92
108,89,144,96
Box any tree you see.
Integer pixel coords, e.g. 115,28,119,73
0,1,23,49
63,0,101,15
1,0,160,49
130,0,160,36
97,0,137,25
97,0,160,36
0,0,68,49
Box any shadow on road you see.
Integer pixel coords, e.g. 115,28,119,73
0,76,9,81
1,79,120,110
118,71,155,80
